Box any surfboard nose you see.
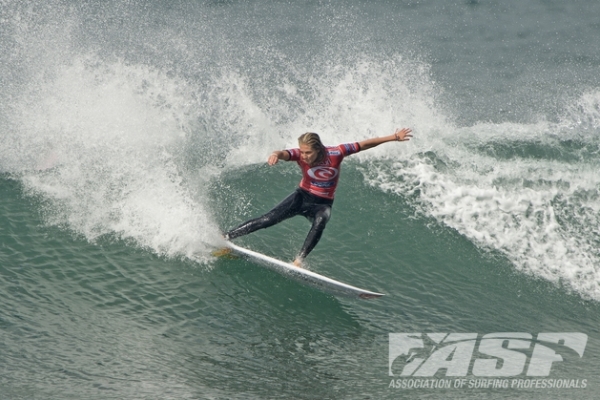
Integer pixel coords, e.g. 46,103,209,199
360,293,384,299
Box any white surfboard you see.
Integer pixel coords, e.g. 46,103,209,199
225,241,384,299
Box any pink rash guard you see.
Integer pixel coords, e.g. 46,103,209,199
286,142,361,200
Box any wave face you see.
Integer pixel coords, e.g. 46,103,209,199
3,0,600,298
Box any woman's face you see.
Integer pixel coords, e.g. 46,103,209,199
299,143,319,166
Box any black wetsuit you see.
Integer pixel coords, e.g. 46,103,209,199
225,188,333,260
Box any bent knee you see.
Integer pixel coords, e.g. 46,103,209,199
314,208,331,226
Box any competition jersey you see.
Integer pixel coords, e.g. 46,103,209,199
287,143,361,200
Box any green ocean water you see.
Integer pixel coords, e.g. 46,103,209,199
2,0,600,399
2,163,600,399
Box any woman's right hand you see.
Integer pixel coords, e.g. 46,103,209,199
268,152,280,165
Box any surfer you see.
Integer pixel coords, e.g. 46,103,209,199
224,128,413,266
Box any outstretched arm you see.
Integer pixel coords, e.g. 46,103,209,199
267,150,291,165
358,128,412,151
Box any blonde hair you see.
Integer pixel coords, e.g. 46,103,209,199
298,132,326,164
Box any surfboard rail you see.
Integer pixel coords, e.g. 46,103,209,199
225,241,384,299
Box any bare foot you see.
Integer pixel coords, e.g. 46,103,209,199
210,247,237,259
292,258,304,268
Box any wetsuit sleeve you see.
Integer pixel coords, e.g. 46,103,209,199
339,142,361,156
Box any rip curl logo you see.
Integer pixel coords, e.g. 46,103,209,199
389,333,587,377
307,166,339,181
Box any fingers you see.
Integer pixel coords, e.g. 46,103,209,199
395,127,413,141
267,154,279,165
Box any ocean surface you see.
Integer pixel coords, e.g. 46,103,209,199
1,0,600,398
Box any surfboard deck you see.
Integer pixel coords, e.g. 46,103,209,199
224,241,384,299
